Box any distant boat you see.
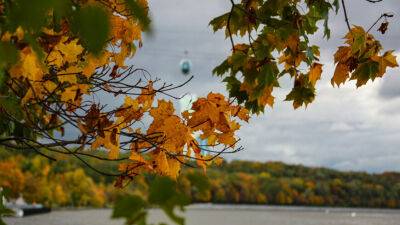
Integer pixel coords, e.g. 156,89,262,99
4,196,51,217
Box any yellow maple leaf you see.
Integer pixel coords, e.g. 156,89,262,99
137,81,155,110
47,50,64,67
91,128,120,160
334,46,351,63
129,151,146,163
167,158,182,179
207,134,217,146
116,96,144,125
9,47,44,81
83,52,111,78
371,50,399,77
60,84,89,104
257,86,275,108
331,63,350,87
58,66,80,84
217,132,236,146
195,153,207,174
230,106,250,122
154,150,170,175
149,100,175,121
308,63,323,86
57,37,84,64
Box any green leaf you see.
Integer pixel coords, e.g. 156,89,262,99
148,176,189,225
125,0,151,31
209,13,229,32
149,176,178,204
351,61,380,87
112,195,148,224
285,77,315,109
0,42,18,69
333,0,340,14
222,76,247,103
259,63,279,87
230,52,247,71
213,60,230,76
0,70,5,90
51,0,73,29
323,18,331,39
0,96,23,120
4,0,51,32
71,5,110,55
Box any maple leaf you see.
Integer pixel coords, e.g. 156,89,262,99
116,96,144,125
48,37,84,66
371,50,399,77
150,99,174,119
60,84,90,111
91,128,120,160
230,106,250,122
156,116,191,153
334,47,352,63
153,150,170,176
167,158,182,179
137,81,155,110
286,35,299,52
257,86,275,108
129,151,146,163
9,47,44,81
308,63,323,86
345,26,368,55
332,27,397,88
331,63,350,87
82,52,112,78
285,76,315,109
217,132,236,146
58,66,80,84
47,51,64,67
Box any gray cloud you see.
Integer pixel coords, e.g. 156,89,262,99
124,0,400,172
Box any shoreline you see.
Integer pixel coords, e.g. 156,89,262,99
50,204,400,214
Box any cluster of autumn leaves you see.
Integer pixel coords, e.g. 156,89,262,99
116,92,249,181
4,9,141,107
0,0,399,182
332,26,398,87
0,0,249,181
211,0,398,112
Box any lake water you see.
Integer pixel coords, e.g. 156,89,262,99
4,204,400,225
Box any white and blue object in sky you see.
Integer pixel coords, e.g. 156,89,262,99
180,58,192,75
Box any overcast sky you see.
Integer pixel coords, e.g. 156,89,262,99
127,0,400,173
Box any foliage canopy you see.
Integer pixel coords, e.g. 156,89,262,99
0,0,399,223
0,0,248,185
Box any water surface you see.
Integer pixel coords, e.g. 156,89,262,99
4,204,400,225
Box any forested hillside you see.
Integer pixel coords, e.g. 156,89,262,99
1,150,399,208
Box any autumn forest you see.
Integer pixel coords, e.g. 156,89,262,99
1,149,399,209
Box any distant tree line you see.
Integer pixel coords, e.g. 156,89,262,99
188,161,400,208
1,149,399,208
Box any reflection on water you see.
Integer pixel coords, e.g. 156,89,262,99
4,204,400,225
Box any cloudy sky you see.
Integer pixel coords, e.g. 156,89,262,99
127,0,400,173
